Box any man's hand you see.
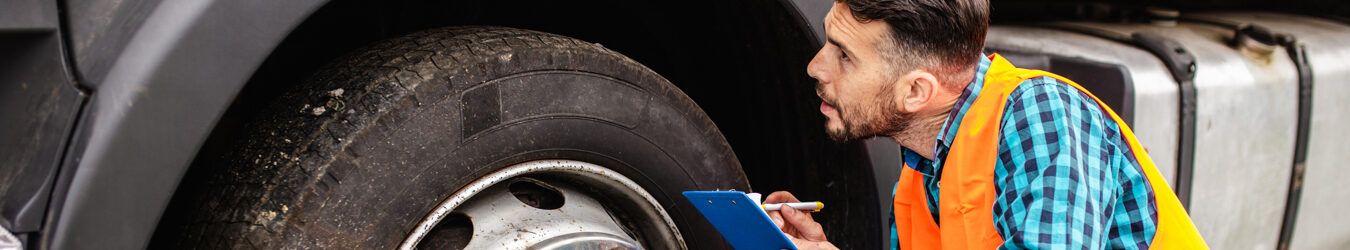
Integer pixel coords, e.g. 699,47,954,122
764,191,839,250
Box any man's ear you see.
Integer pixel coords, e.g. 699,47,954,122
895,70,940,113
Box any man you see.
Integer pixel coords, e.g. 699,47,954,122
764,0,1207,249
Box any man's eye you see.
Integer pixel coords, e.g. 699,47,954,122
840,52,850,62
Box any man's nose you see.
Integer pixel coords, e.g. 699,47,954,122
806,49,828,84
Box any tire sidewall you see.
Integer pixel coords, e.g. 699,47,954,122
268,27,744,248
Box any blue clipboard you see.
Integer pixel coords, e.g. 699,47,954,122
683,191,797,250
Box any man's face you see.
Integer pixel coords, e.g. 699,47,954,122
808,3,911,142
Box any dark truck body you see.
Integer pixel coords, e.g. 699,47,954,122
4,1,847,248
2,0,1347,249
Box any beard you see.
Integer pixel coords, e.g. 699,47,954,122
820,85,912,143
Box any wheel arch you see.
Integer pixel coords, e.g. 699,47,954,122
50,0,330,249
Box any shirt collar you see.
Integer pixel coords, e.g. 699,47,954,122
902,55,993,178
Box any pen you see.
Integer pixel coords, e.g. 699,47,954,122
762,202,823,212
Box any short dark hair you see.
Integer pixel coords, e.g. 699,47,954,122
837,0,989,86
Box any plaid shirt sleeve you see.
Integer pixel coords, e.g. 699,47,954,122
991,77,1158,250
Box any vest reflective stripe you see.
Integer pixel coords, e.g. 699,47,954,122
892,54,1208,249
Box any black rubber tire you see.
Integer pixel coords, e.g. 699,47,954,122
162,26,747,249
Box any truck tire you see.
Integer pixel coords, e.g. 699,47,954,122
161,26,747,249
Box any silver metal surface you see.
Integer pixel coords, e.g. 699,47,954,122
527,232,642,250
989,15,1337,247
0,229,19,250
1189,12,1350,250
458,178,634,249
863,137,902,250
786,0,831,44
986,25,1183,183
400,160,682,250
1078,21,1301,250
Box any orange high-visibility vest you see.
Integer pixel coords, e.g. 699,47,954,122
893,54,1207,249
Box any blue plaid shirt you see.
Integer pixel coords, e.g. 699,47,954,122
889,56,1159,249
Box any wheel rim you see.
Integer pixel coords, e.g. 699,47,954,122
400,160,684,249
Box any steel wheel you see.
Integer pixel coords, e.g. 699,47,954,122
402,160,683,249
